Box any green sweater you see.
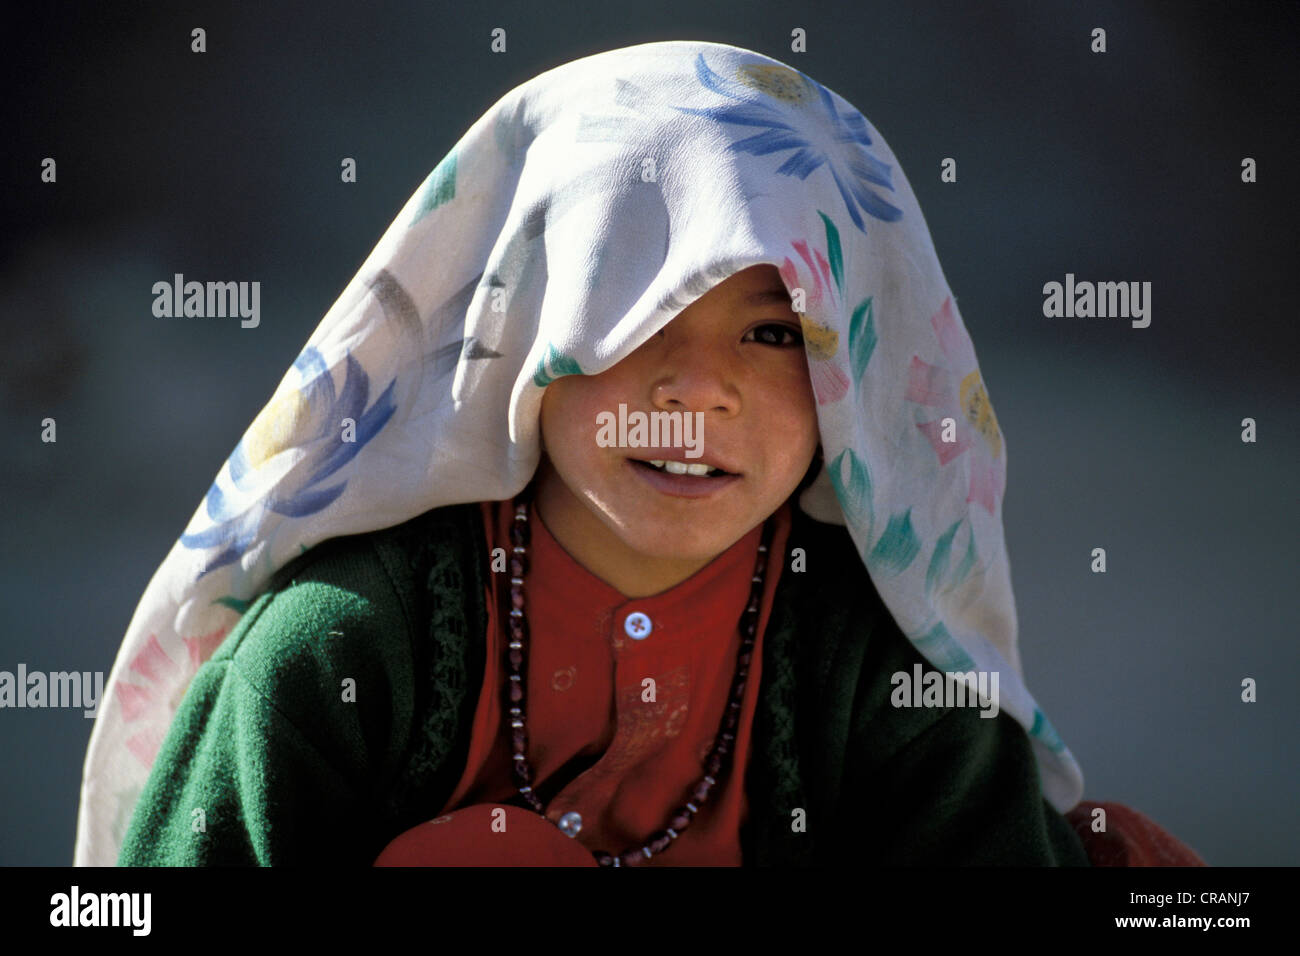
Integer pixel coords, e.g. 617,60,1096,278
118,501,1089,866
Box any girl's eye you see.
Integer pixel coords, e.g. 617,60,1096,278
744,323,804,347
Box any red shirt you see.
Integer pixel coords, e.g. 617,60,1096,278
375,495,792,866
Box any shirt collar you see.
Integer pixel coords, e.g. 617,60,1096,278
521,500,784,652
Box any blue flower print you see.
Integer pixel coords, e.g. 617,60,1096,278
180,346,397,577
674,54,904,233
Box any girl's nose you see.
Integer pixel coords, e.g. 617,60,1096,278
650,365,738,416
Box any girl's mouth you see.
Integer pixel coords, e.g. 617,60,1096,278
626,458,742,498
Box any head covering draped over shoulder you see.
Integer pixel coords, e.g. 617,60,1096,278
75,39,1084,865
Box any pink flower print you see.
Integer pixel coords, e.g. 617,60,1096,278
905,297,1007,516
779,239,850,405
117,626,230,767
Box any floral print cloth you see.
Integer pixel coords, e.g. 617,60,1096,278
76,39,1084,866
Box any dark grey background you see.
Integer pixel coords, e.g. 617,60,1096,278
2,0,1296,865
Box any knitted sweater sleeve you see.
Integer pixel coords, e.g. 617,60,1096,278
117,535,419,867
855,700,1091,866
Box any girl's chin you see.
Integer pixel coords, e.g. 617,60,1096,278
608,511,739,553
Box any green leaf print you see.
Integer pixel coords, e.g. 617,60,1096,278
212,595,252,614
818,210,843,294
827,447,873,531
1031,708,1066,753
910,620,978,673
848,296,876,383
925,517,978,598
869,507,921,574
410,147,458,226
532,343,583,387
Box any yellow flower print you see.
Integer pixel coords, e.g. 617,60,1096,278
736,64,812,104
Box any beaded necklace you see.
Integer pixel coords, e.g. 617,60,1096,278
503,494,774,865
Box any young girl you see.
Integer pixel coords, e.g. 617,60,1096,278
77,40,1089,866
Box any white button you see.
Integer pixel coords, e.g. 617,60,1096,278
557,811,583,837
624,611,652,639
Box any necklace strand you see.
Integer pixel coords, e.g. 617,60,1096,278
504,494,774,866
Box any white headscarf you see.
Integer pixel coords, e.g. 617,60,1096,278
76,39,1084,866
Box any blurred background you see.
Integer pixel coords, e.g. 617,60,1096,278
2,0,1296,865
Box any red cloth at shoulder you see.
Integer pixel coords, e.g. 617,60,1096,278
1064,800,1207,866
374,804,600,867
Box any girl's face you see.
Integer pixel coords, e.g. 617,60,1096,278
535,264,820,593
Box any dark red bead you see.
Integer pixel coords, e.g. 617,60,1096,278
692,780,713,803
648,832,672,854
706,753,723,776
594,852,614,866
670,810,692,831
510,525,526,547
620,850,647,866
509,681,523,703
511,591,525,609
723,711,738,732
509,648,523,668
738,651,752,668
716,737,730,756
744,621,757,638
512,728,527,750
731,679,746,698
510,556,526,577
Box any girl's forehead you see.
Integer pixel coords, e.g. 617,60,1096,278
652,271,797,335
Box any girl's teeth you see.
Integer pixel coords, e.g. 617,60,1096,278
648,459,715,476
